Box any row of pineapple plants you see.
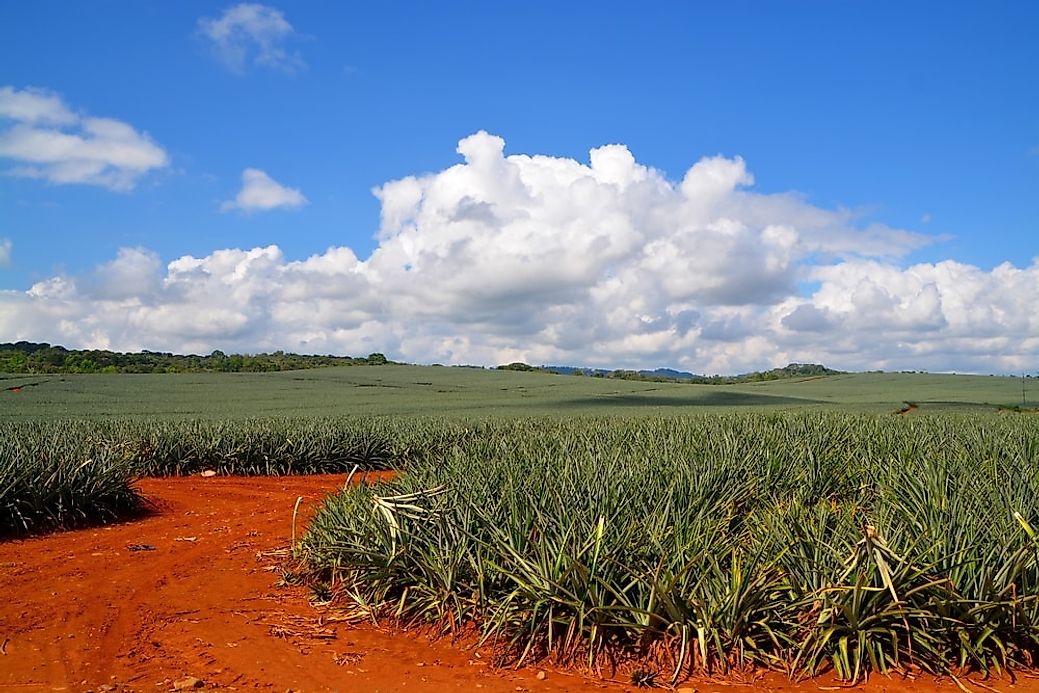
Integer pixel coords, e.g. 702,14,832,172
8,411,1039,683
0,417,471,535
300,414,1039,683
0,422,142,536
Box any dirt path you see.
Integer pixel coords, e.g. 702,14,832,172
2,474,1038,693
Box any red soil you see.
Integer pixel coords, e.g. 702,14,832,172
2,474,1037,693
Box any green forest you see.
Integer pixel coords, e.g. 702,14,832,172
0,341,388,374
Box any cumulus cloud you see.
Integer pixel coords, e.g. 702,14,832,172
0,238,10,267
221,168,307,213
0,86,168,191
0,86,76,125
198,3,304,74
2,131,1036,373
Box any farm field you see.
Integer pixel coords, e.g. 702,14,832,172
3,366,1039,691
302,415,1039,686
3,472,998,693
0,472,627,693
7,2,1035,691
1,365,1034,419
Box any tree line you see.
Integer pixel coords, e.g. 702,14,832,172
497,361,842,384
0,342,390,374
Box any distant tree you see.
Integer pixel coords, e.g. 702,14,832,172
497,362,536,371
34,347,68,371
0,350,28,372
366,352,388,365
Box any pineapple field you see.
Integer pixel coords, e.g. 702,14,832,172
3,366,1038,686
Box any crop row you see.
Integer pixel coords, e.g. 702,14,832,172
0,418,468,536
9,411,1039,682
301,414,1039,683
1,423,142,536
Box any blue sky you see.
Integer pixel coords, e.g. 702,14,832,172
1,2,1037,373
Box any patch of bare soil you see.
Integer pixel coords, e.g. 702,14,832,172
2,474,1038,692
3,380,44,393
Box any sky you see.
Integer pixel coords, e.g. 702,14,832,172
1,1,1037,374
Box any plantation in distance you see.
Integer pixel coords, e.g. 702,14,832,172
2,364,1033,420
2,363,1038,687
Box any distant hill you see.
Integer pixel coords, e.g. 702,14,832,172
645,367,698,380
506,362,843,384
539,365,699,380
0,341,844,381
0,341,392,374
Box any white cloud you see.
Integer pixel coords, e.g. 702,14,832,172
221,168,307,213
198,3,303,74
0,239,10,267
2,131,1037,374
0,86,76,125
0,86,168,191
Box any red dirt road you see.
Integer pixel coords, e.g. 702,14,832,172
2,474,1039,693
